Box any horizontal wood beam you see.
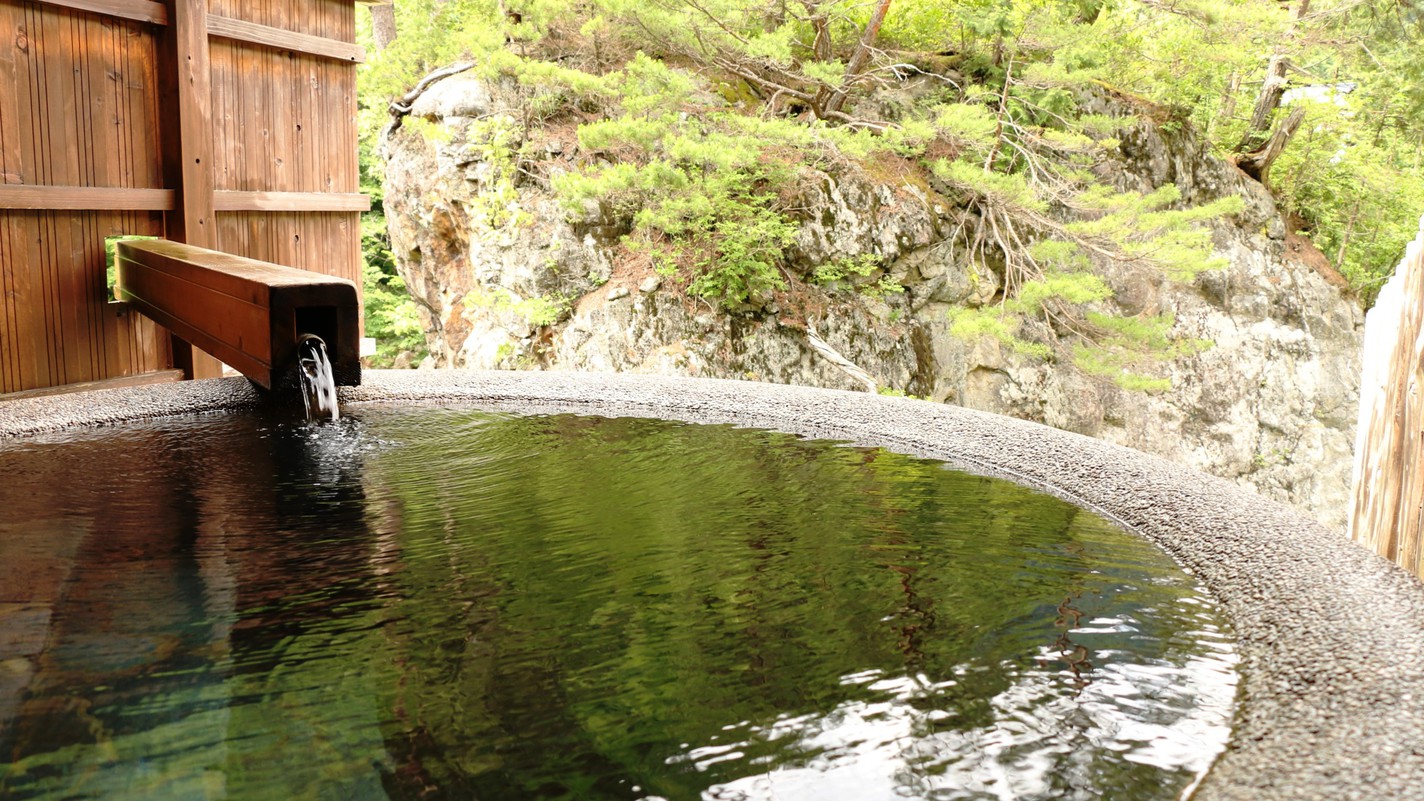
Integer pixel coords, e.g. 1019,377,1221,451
116,239,361,389
208,15,365,63
30,0,168,25
214,190,371,212
0,185,174,211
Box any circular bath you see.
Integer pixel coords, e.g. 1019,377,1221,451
2,370,1423,801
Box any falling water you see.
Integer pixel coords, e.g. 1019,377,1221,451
297,333,340,422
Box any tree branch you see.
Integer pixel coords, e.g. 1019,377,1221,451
824,0,893,115
1235,105,1308,185
806,325,878,392
385,62,478,137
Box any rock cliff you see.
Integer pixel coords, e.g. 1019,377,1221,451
380,69,1363,531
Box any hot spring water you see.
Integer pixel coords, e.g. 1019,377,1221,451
0,407,1237,800
296,334,339,423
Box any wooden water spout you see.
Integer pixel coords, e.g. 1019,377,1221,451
115,240,361,390
1349,216,1424,576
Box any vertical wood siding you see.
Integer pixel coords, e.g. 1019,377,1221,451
207,0,361,317
0,2,169,392
0,0,362,394
1350,217,1424,577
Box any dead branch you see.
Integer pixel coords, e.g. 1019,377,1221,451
386,61,477,136
1235,105,1308,185
1232,0,1312,162
824,0,894,115
711,55,893,130
806,325,879,392
1235,54,1291,152
984,52,1016,171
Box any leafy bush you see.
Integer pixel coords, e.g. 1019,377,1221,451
361,213,428,367
354,0,1424,391
551,54,803,308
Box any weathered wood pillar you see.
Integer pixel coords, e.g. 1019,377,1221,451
158,0,224,379
1350,216,1424,577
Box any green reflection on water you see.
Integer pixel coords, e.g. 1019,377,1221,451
0,408,1236,801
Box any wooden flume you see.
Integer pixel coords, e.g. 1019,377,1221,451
116,239,360,390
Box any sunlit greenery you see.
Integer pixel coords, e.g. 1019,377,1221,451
355,0,1424,380
361,211,428,367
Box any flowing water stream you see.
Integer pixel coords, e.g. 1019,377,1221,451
0,407,1238,800
296,334,339,422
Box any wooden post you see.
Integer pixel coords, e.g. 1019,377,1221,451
1350,216,1424,577
158,0,224,379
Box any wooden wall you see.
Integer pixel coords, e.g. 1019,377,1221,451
1349,216,1424,577
0,4,171,392
0,0,366,395
208,0,363,278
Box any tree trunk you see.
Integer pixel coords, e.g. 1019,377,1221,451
1236,105,1306,185
1336,200,1362,267
808,9,833,114
809,13,832,61
370,3,397,51
983,53,1015,172
1231,0,1310,181
1235,54,1290,152
823,0,893,115
1212,71,1241,139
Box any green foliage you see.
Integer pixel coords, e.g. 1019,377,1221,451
550,54,801,308
950,306,1053,359
812,254,880,285
1273,109,1424,301
516,295,570,327
617,52,698,115
463,286,572,328
357,0,502,103
1014,271,1112,308
354,0,1424,391
933,144,1235,390
1049,0,1424,295
933,158,1047,212
682,209,796,305
1077,312,1211,392
403,116,453,144
866,276,906,299
1065,185,1243,281
465,116,528,229
1073,346,1174,393
362,214,428,368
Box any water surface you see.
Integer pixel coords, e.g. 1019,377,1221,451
0,407,1237,800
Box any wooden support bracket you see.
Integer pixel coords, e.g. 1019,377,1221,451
208,15,366,62
0,185,175,211
116,239,361,390
29,0,169,25
213,190,371,212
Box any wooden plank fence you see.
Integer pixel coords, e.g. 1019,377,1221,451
0,0,367,395
1349,216,1424,576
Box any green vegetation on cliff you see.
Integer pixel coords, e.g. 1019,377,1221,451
355,0,1423,382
